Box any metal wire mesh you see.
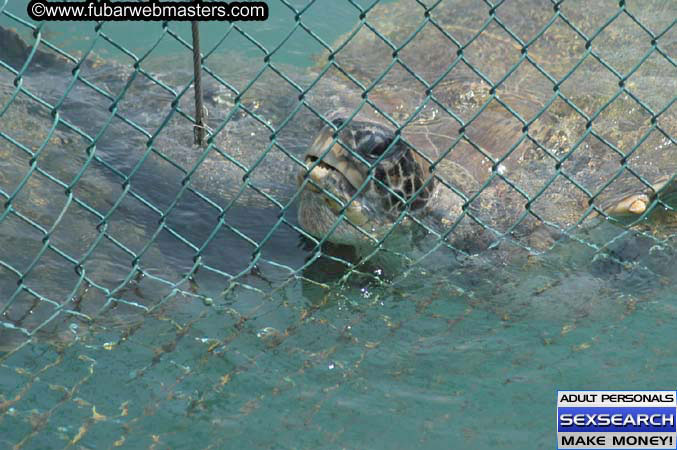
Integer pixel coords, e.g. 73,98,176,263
0,1,676,447
0,0,675,349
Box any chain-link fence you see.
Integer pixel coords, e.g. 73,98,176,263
0,0,675,349
0,0,676,447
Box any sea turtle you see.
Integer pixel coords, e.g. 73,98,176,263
295,0,676,253
0,0,674,348
0,0,675,261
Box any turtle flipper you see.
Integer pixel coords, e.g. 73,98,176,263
654,175,677,205
604,175,677,217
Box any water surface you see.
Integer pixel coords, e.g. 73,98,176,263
0,0,676,448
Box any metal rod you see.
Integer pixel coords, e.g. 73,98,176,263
191,21,205,146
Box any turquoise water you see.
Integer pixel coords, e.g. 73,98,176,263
3,0,380,67
1,0,676,448
2,247,677,448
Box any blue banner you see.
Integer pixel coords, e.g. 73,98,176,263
558,407,677,433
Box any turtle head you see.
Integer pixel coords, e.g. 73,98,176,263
297,116,435,245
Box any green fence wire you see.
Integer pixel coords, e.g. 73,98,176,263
0,0,675,348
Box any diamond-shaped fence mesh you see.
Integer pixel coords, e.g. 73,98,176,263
0,0,675,369
0,0,676,447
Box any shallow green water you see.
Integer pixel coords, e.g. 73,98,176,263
3,0,379,67
1,0,676,449
2,248,677,448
